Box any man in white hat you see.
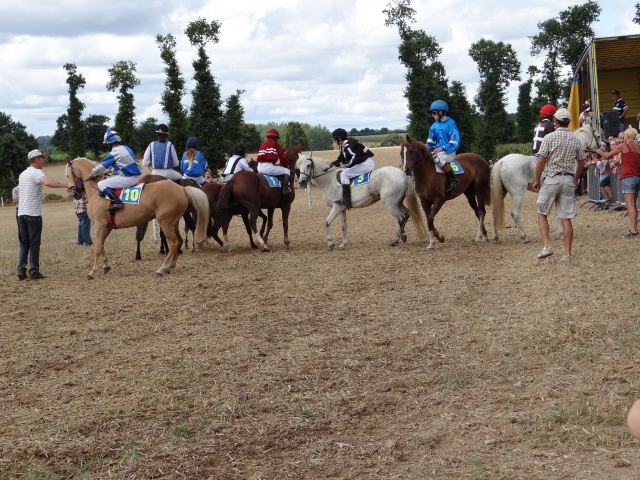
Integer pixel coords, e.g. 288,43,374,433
17,149,71,280
532,108,586,264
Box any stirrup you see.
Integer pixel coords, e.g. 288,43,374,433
108,202,124,211
445,180,458,193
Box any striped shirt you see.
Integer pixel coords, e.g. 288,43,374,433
538,127,585,176
17,166,46,216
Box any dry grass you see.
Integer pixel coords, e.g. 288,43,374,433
1,147,640,479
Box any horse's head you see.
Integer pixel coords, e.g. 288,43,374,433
575,125,601,152
66,158,97,190
295,153,315,188
400,135,430,175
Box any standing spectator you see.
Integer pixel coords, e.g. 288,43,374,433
595,127,640,237
73,189,92,246
12,184,21,243
579,100,592,127
612,90,629,133
142,124,182,181
17,149,70,280
532,108,585,263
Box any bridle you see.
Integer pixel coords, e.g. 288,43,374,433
297,156,335,186
401,141,419,176
68,160,95,192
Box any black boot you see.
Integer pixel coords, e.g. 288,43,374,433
103,188,123,211
445,168,458,194
282,174,292,195
334,184,351,209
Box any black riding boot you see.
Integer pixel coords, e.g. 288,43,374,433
445,168,458,194
282,174,292,195
335,184,351,209
103,188,123,211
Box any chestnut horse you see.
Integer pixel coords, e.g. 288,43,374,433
400,136,491,249
213,146,299,252
67,158,209,278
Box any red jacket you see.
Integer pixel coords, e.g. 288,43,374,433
257,139,288,167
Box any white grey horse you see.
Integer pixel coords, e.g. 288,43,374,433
491,124,601,243
295,152,426,249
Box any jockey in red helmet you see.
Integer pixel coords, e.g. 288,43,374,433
256,128,292,195
533,104,557,159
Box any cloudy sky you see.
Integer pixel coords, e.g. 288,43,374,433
0,0,637,137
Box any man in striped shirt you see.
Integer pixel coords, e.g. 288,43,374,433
17,149,71,280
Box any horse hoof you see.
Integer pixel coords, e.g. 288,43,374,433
103,266,111,275
523,239,530,244
328,244,335,251
262,246,270,252
438,235,445,243
86,274,93,280
155,270,165,276
401,234,407,243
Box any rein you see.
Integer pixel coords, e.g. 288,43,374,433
69,161,97,192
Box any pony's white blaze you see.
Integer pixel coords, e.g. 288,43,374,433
491,125,601,244
295,152,426,249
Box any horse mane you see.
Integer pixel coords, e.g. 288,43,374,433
295,152,331,171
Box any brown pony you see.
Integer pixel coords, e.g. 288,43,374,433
213,149,298,251
67,158,209,278
400,136,491,249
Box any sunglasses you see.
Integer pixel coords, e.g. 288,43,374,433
430,111,438,115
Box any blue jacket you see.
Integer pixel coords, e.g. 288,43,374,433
427,117,461,154
181,150,209,178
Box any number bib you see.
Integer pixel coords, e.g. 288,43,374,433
450,160,464,175
351,172,371,186
262,175,282,187
115,185,143,204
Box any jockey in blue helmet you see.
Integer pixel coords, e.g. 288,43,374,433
90,128,142,211
426,100,460,194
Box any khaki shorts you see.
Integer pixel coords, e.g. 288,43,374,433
536,176,577,219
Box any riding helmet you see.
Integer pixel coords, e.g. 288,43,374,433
156,124,169,135
266,128,280,140
429,100,448,113
539,104,557,118
103,128,121,145
186,137,199,148
232,144,245,157
331,128,348,140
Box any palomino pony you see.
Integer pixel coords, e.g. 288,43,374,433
67,158,209,278
295,152,426,249
491,124,601,243
400,136,491,250
134,175,197,260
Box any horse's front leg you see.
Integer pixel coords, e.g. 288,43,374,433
88,225,110,280
424,200,445,250
263,209,274,246
281,205,291,250
324,205,343,250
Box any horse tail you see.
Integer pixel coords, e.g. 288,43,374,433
184,187,210,244
490,158,506,234
404,174,427,240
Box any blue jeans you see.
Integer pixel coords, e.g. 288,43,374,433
76,211,92,245
17,215,43,276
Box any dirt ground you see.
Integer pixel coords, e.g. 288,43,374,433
1,147,640,479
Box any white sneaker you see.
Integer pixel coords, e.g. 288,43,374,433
537,247,553,259
560,255,571,264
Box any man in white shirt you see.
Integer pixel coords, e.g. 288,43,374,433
17,149,70,280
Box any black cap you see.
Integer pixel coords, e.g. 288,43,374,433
232,144,245,157
156,124,169,135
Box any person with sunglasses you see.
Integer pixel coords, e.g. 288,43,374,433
426,100,460,194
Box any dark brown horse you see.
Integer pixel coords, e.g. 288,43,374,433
400,136,491,249
214,152,298,251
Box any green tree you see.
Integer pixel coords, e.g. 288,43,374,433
283,121,309,150
156,33,188,150
222,90,246,155
635,3,640,24
384,0,448,141
51,114,69,152
106,60,141,152
62,63,86,158
185,17,225,173
84,114,110,159
530,1,601,105
0,133,28,195
469,38,521,160
447,80,475,153
240,123,262,154
515,79,535,143
136,117,159,156
304,124,332,151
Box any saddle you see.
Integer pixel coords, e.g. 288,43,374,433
335,171,371,186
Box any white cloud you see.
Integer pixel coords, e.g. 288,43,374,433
0,0,636,137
